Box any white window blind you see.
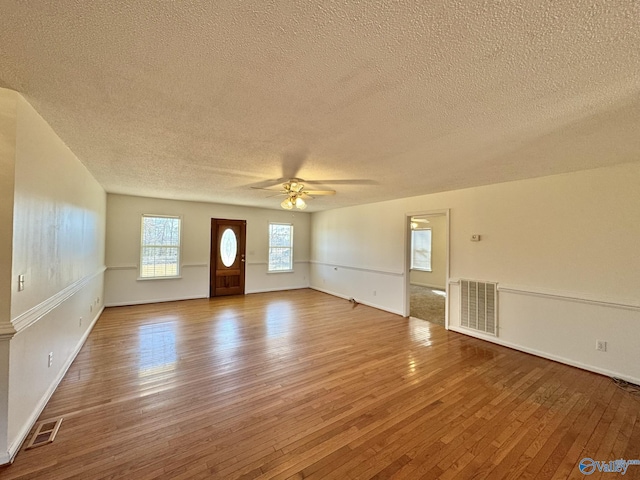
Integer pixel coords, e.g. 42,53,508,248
411,229,432,271
140,215,181,278
268,223,293,272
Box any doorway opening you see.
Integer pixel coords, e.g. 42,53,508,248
405,211,449,328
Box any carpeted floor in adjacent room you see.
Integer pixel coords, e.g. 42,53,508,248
409,284,446,327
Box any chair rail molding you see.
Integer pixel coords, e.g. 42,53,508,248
11,266,106,333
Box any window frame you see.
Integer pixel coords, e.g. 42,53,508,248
138,214,182,280
268,222,294,273
410,227,432,272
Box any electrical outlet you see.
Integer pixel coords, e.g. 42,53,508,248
373,290,377,296
48,352,53,368
596,340,607,352
90,304,93,313
79,317,83,327
18,274,25,292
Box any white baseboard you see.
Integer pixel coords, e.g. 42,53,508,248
245,286,309,295
105,289,315,306
3,306,104,465
105,295,209,307
310,286,404,317
448,325,640,386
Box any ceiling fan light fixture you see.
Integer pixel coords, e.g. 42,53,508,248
295,197,307,210
289,181,303,193
280,198,294,210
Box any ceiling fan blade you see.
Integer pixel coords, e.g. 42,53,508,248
303,179,378,186
303,190,336,196
250,186,287,192
247,177,290,189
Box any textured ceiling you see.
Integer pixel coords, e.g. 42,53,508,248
1,1,639,211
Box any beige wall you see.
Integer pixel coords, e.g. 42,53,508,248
105,194,311,306
409,215,447,289
311,162,640,383
0,90,106,463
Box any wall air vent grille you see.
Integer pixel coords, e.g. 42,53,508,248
460,280,497,336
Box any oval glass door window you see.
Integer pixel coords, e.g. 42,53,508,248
220,228,238,267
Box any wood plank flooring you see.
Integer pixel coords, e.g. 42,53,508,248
2,289,639,479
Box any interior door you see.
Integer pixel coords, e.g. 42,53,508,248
210,218,246,297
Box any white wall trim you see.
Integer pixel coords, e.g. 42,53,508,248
497,284,640,311
5,305,104,465
310,286,404,316
247,260,310,266
105,294,209,308
310,260,403,277
107,263,208,270
409,281,446,290
448,325,640,386
11,266,107,334
449,279,640,311
0,324,17,339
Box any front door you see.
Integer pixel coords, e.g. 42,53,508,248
210,218,246,297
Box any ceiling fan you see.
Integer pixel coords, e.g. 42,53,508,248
252,179,336,210
248,149,377,210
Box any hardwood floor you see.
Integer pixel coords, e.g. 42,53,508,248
3,289,639,479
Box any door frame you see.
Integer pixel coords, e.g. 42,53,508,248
403,209,450,328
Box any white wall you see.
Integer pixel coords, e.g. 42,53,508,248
0,88,18,463
0,91,16,329
310,162,640,383
0,89,106,464
105,194,311,306
409,215,447,289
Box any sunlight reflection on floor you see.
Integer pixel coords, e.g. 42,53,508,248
408,317,434,346
138,320,177,378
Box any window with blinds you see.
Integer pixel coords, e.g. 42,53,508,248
140,215,181,278
268,223,293,272
411,228,432,271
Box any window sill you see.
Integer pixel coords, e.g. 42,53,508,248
137,275,182,281
267,270,294,274
410,268,432,273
